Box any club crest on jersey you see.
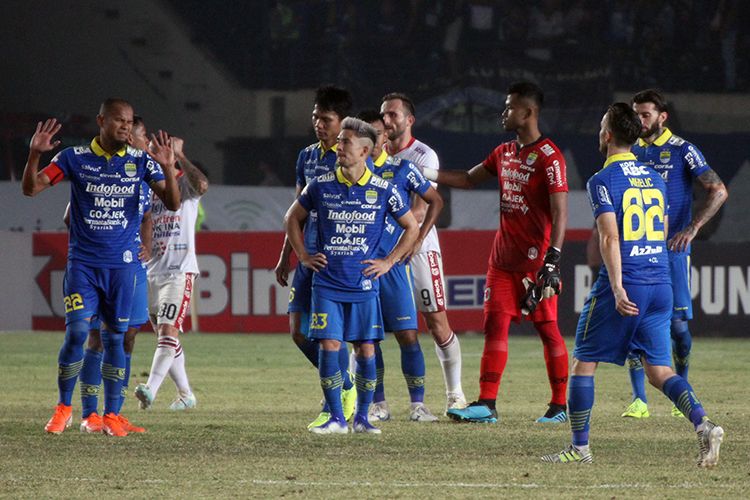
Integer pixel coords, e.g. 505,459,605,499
382,171,394,179
365,189,378,204
659,150,671,164
124,162,137,177
528,247,538,260
525,151,538,166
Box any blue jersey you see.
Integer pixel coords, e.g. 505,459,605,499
137,182,152,271
586,152,670,285
296,142,339,253
372,151,431,258
632,128,710,251
298,167,409,301
49,139,164,267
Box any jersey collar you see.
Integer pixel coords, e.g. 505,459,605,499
372,149,388,168
335,165,372,187
90,138,127,160
637,128,672,148
385,136,415,156
319,141,337,160
603,152,637,169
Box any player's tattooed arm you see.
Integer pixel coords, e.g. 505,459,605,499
171,136,208,196
669,168,728,252
422,162,493,189
22,118,61,196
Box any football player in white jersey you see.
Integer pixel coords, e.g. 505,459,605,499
380,92,467,413
134,124,209,412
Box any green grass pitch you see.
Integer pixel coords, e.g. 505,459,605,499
0,332,747,498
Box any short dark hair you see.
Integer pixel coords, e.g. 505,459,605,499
382,92,416,117
606,102,642,146
507,81,544,108
99,98,132,116
133,114,144,128
356,109,384,125
632,88,668,113
314,85,353,120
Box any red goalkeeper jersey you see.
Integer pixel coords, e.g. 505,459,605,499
482,136,568,274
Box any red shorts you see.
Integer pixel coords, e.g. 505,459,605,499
483,266,558,322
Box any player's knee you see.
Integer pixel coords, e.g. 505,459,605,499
123,329,137,353
61,319,89,357
86,329,103,352
670,319,691,347
395,330,418,346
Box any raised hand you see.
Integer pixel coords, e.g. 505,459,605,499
171,136,185,157
29,119,62,154
147,130,175,169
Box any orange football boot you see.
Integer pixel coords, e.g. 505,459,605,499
118,414,146,433
45,403,73,434
80,412,103,433
102,413,128,437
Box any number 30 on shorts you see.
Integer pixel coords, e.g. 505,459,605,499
622,187,665,242
63,293,84,313
158,303,178,320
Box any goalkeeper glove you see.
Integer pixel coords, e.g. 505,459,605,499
520,277,543,316
536,247,561,299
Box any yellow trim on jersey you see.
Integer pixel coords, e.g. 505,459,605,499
90,138,127,160
637,128,672,148
335,166,372,187
603,152,637,169
373,150,388,168
319,141,338,160
582,297,597,340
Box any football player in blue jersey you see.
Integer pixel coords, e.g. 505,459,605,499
274,86,360,428
542,103,723,466
22,98,180,436
357,109,444,422
620,90,729,419
285,117,419,434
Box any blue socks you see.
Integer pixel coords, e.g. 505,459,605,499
568,375,595,447
118,353,132,414
355,355,377,419
339,344,353,391
662,375,706,428
671,319,692,380
627,353,647,403
57,320,88,406
401,341,425,403
101,330,125,415
319,349,344,421
80,348,102,417
373,343,386,403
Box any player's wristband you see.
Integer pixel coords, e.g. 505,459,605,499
422,167,438,182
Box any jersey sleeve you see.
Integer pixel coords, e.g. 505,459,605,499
682,142,710,178
404,161,431,196
42,148,73,185
297,179,317,212
544,149,568,193
481,146,501,176
586,174,615,218
386,184,409,219
295,150,306,188
143,153,166,184
141,182,152,215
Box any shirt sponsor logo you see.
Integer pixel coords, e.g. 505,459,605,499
620,163,650,176
629,245,664,256
81,164,100,172
327,210,376,223
85,182,136,196
500,167,530,183
540,144,556,156
597,185,612,205
335,223,366,234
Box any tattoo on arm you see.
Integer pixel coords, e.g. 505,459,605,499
177,155,209,194
698,168,723,186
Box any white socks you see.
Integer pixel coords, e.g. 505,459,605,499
146,336,178,396
169,341,192,396
435,333,464,396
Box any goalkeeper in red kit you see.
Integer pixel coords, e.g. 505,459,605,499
421,81,569,423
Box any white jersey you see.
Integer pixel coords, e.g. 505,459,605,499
389,137,442,254
147,172,201,275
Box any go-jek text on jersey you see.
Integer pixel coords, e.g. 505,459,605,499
298,167,408,301
43,138,165,267
586,152,670,285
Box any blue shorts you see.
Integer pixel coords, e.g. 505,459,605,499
379,263,418,332
309,293,384,343
288,263,312,314
670,252,692,320
573,280,673,367
90,267,148,330
63,260,137,333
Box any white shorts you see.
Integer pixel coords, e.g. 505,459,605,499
148,272,195,331
409,251,447,313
